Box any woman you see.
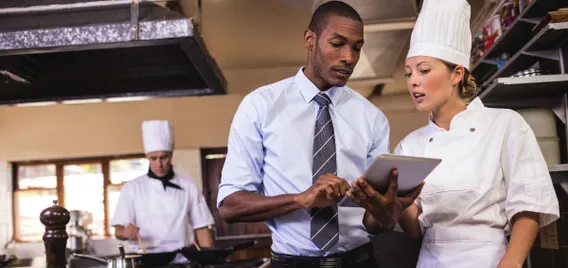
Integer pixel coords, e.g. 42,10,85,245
351,0,560,267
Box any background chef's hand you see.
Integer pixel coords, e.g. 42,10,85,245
122,223,140,240
296,173,350,209
346,169,424,228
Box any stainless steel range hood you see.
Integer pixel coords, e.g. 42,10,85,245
0,0,226,105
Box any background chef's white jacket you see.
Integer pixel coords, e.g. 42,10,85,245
111,173,215,254
394,97,560,234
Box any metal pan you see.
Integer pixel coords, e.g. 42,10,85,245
178,240,257,265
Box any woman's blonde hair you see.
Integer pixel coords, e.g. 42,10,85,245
441,60,477,99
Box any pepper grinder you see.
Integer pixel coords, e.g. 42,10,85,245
40,200,70,268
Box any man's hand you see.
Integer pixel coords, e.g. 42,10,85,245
295,173,350,209
117,223,140,241
347,169,424,229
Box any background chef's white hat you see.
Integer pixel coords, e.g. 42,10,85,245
141,120,174,153
406,0,472,69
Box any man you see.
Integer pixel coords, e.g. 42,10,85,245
216,2,421,268
111,120,215,264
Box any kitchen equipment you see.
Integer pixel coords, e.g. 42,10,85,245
501,1,519,30
131,223,147,254
516,108,561,165
490,14,503,40
179,240,257,265
512,68,551,77
73,249,177,268
68,210,93,253
0,255,16,268
73,244,143,268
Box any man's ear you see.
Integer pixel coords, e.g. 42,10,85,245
304,29,315,50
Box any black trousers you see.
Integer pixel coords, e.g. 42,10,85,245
270,243,379,268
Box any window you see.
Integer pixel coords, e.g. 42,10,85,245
13,155,148,242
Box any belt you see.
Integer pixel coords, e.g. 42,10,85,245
271,243,373,268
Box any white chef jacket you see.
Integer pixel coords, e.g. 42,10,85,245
111,173,214,257
394,97,560,267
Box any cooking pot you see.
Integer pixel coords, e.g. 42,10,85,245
73,246,177,268
73,244,142,268
179,240,257,265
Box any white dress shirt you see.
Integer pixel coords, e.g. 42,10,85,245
217,67,390,256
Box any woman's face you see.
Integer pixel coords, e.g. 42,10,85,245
404,56,462,112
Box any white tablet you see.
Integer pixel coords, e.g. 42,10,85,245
339,154,441,207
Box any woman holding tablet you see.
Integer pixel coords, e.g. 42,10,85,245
348,0,561,267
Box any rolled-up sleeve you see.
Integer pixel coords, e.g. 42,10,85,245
501,112,560,227
217,94,265,208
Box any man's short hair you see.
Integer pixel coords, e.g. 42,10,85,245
308,1,363,36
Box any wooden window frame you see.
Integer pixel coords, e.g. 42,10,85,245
12,154,145,243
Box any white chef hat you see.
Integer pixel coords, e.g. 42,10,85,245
406,0,472,69
141,120,174,154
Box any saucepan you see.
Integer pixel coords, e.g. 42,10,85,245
179,240,257,265
73,244,143,268
73,244,177,268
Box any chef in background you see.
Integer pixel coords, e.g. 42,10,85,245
111,120,215,263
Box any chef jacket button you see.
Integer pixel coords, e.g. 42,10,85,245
470,128,476,132
429,138,433,142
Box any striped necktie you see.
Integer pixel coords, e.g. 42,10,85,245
310,92,339,251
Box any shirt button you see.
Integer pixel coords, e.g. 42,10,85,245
429,138,433,142
470,128,476,132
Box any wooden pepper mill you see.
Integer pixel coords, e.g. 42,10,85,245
40,200,70,268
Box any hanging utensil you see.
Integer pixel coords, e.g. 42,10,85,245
131,222,147,254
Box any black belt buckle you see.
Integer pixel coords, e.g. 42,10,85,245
271,243,372,268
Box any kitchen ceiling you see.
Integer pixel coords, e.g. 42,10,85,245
197,0,486,98
0,0,486,105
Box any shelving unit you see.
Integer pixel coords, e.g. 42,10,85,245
549,164,568,197
470,1,568,266
471,0,568,242
471,0,568,83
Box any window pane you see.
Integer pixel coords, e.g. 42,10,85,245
64,164,105,237
17,189,58,241
18,165,56,189
106,184,123,236
109,158,148,185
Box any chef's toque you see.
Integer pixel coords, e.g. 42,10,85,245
141,120,174,153
406,0,472,69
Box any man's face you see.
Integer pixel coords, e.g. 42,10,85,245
146,151,172,177
306,14,364,89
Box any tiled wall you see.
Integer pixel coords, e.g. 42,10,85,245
0,148,203,259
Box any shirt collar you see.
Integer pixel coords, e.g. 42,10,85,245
427,97,485,130
294,67,343,106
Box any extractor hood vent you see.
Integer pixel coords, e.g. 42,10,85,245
0,0,226,105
